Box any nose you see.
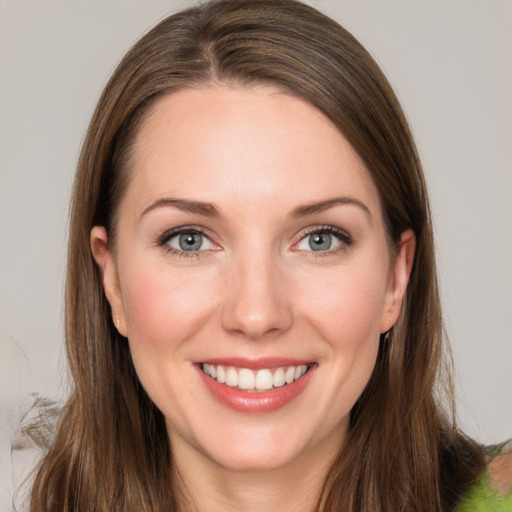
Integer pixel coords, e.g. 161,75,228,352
220,252,293,341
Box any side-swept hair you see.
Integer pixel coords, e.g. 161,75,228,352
30,1,485,510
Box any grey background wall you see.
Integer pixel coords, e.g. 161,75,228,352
1,0,510,509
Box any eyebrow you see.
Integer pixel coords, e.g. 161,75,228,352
290,196,372,220
140,198,220,219
139,195,371,222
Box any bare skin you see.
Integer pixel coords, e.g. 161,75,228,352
489,443,512,495
92,85,415,511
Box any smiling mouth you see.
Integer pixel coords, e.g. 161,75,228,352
200,363,311,392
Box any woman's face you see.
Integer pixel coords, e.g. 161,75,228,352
92,86,414,474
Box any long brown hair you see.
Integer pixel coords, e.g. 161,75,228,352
29,1,485,510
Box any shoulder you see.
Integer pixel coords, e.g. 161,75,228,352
488,440,512,495
456,441,512,512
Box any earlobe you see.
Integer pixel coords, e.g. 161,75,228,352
90,226,128,337
380,229,416,334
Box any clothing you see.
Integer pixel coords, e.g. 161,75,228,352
456,476,512,511
456,442,512,512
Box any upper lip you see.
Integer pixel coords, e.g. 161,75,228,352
197,357,314,369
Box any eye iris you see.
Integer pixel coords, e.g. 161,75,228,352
309,232,331,251
179,233,202,251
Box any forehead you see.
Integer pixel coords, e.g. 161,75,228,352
124,85,382,220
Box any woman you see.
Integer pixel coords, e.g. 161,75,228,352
27,0,509,510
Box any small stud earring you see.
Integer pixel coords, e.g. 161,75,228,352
114,316,120,330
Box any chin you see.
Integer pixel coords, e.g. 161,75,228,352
205,440,304,473
191,416,333,474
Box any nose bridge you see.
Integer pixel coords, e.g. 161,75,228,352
221,244,292,340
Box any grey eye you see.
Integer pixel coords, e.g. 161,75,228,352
167,232,214,252
308,232,332,251
179,233,202,251
297,231,342,252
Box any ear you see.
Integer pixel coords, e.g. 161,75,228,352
90,226,127,337
379,229,416,333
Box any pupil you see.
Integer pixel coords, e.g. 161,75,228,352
179,233,202,251
310,232,331,251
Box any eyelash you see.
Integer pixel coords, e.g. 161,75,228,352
156,226,216,259
155,224,353,259
294,225,353,255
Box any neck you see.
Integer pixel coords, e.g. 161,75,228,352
171,436,341,512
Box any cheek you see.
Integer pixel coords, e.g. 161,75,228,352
118,261,223,414
120,262,220,349
298,262,388,345
299,259,389,409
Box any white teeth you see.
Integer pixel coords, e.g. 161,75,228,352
255,369,273,390
225,367,238,387
201,363,310,391
216,365,226,384
273,367,285,387
238,368,255,390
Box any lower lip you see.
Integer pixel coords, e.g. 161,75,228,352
197,365,316,413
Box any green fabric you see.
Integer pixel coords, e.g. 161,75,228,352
456,442,512,512
456,472,512,512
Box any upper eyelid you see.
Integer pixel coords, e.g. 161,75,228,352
302,224,348,234
155,224,351,249
156,225,218,247
295,225,352,241
291,225,353,252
